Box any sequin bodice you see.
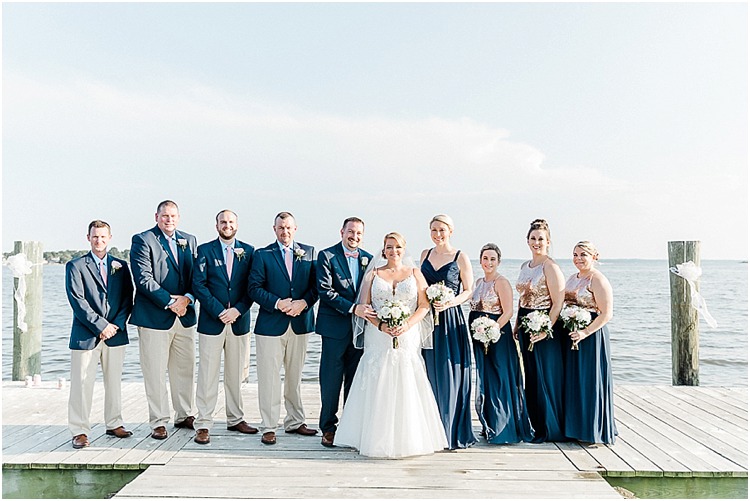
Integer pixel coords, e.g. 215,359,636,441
516,261,552,309
470,277,503,314
564,274,598,312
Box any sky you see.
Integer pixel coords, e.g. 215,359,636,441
2,2,747,261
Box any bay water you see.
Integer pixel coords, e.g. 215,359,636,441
2,259,747,386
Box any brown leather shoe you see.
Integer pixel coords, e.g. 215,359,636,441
321,431,335,448
151,426,168,440
72,434,89,449
174,416,195,430
227,421,259,434
194,429,210,445
261,431,276,445
285,423,317,436
106,426,133,438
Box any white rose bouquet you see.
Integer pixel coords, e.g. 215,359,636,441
560,305,592,351
470,316,502,355
377,299,410,349
425,281,455,325
521,310,553,352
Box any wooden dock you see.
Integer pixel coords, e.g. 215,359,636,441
2,382,747,498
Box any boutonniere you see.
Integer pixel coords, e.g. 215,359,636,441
110,261,122,275
294,248,306,261
233,248,245,261
177,238,188,250
361,257,369,267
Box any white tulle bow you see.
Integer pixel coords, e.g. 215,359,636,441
5,253,34,333
669,261,718,329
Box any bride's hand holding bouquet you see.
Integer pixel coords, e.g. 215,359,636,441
377,299,410,349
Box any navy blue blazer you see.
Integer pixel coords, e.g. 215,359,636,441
247,241,318,336
315,244,373,340
65,252,133,350
193,238,255,336
129,225,197,329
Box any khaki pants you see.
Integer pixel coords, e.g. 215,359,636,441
68,342,125,436
138,318,196,429
255,326,308,433
195,325,250,431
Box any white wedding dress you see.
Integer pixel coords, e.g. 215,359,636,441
334,273,448,458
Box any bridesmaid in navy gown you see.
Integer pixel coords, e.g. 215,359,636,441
469,243,533,443
420,214,477,449
514,219,566,443
563,241,617,444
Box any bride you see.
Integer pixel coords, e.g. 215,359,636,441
334,232,448,458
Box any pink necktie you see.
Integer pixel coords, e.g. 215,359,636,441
100,260,108,286
284,248,293,279
344,249,359,259
225,245,234,278
169,237,179,266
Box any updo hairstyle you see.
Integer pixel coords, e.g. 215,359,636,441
429,214,454,231
479,243,502,261
382,232,407,258
574,240,600,261
526,218,551,240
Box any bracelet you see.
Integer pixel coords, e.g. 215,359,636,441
378,321,384,331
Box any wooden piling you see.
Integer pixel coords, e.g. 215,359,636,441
12,241,44,381
668,240,700,386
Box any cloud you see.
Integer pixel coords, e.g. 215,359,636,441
4,72,621,197
4,72,745,259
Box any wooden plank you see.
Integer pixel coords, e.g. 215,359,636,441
614,391,731,475
555,442,607,472
86,423,154,469
634,387,747,461
2,424,48,450
602,436,663,476
680,386,748,419
116,466,621,499
140,428,195,466
618,387,747,471
641,386,747,431
611,404,690,475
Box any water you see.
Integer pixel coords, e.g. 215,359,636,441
2,259,747,386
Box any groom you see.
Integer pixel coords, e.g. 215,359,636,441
315,217,375,447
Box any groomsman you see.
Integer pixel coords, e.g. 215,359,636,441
192,210,258,445
315,217,375,447
65,220,133,449
130,200,198,440
248,211,318,445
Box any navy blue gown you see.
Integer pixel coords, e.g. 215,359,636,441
421,249,477,449
517,307,566,443
563,313,618,444
469,309,534,444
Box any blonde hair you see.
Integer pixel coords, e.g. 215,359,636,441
383,231,407,249
574,240,599,259
429,214,454,232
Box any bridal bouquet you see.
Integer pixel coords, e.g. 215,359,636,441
470,316,502,355
521,310,553,352
378,299,410,349
560,305,592,351
425,281,455,325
